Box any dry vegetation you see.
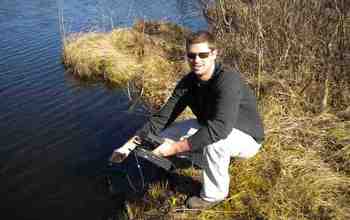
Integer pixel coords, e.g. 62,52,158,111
62,20,190,111
62,0,350,219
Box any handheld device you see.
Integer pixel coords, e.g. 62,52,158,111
106,134,176,196
134,147,174,171
109,134,175,171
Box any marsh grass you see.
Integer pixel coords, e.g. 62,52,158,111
62,1,350,219
63,20,190,111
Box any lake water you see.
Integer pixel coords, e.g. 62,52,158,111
0,0,206,219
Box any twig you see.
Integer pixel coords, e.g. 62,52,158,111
172,208,237,214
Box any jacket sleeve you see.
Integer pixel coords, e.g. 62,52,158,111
188,72,242,151
136,75,191,139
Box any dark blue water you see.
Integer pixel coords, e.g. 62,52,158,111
0,0,206,219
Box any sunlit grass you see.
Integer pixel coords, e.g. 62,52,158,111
63,20,190,111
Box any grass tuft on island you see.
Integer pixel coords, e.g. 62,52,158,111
63,20,191,110
62,14,350,220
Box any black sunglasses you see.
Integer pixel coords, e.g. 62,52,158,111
187,52,211,59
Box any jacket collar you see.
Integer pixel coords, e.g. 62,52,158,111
194,63,222,86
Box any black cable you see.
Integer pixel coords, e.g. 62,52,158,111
133,150,145,191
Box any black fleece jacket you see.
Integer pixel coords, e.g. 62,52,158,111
136,64,264,151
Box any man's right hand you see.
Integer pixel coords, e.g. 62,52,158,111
109,136,139,163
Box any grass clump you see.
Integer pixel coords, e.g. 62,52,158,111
63,31,140,83
63,20,190,110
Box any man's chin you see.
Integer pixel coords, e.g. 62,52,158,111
193,70,203,76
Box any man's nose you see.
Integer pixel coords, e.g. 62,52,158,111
193,55,201,62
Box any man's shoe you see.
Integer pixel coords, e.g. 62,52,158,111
186,196,220,209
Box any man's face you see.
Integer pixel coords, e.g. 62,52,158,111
187,42,217,81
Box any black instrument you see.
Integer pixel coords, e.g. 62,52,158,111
109,133,175,171
106,134,176,196
134,147,174,171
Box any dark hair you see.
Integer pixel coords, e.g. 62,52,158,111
186,31,216,50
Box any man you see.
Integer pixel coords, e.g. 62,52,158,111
111,31,264,209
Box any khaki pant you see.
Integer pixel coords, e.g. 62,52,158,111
159,119,261,202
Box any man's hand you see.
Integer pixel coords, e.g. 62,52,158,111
152,138,175,157
152,138,191,157
109,136,139,163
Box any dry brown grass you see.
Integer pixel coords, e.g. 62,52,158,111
63,30,141,83
62,21,190,111
203,0,350,112
212,97,350,220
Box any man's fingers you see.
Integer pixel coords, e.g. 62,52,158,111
110,139,138,163
163,138,175,144
152,148,162,157
109,151,127,163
